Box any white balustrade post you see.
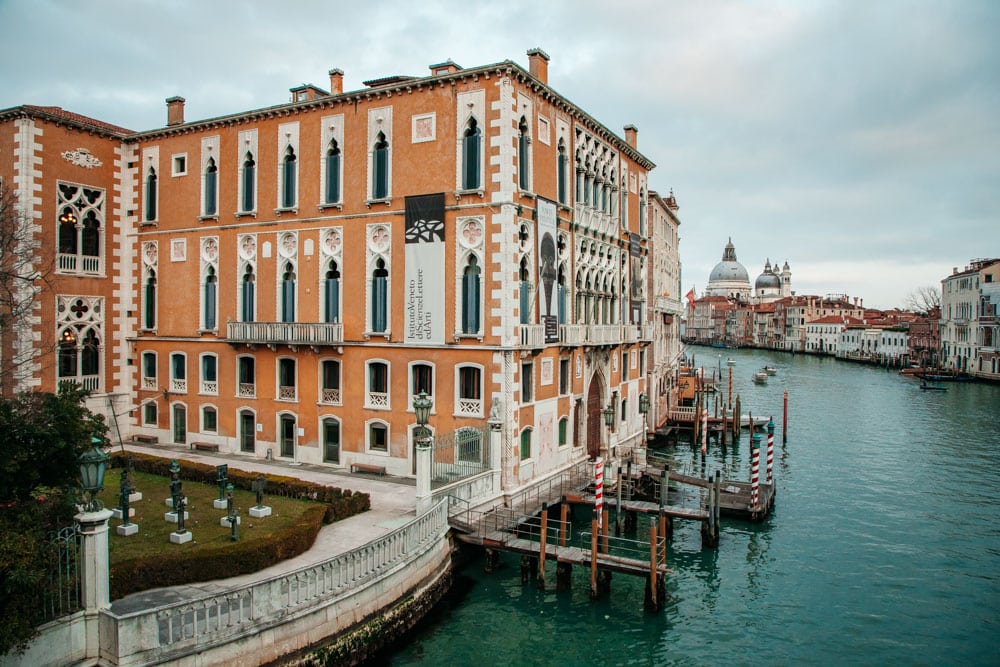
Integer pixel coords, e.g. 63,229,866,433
489,409,502,495
76,507,113,659
415,433,433,515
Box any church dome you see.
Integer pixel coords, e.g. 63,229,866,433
755,259,781,290
708,239,749,283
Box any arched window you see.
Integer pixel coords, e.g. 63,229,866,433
241,265,255,322
241,152,256,212
462,118,481,190
462,255,481,334
518,116,530,190
559,417,568,447
321,360,341,404
557,139,568,204
323,260,341,323
143,270,157,330
372,132,389,199
281,263,296,323
200,354,217,394
58,208,77,254
456,365,482,416
204,158,218,216
238,356,255,397
557,266,567,324
519,257,532,325
325,140,341,204
203,265,217,330
411,362,433,398
639,188,647,236
278,358,296,401
371,258,388,333
367,361,389,409
144,167,157,221
520,427,532,461
58,328,77,380
281,146,297,208
81,211,100,258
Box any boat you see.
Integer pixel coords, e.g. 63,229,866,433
752,370,768,384
726,358,736,366
763,365,777,375
919,380,947,391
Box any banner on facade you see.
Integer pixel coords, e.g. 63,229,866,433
537,197,559,343
404,193,446,344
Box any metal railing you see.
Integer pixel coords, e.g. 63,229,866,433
430,426,490,489
519,324,545,348
39,525,81,623
507,461,590,516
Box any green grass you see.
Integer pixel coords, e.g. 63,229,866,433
99,469,325,565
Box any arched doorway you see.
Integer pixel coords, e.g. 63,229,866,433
586,374,604,460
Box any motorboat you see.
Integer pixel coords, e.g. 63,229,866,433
752,370,768,384
763,365,777,375
726,358,737,366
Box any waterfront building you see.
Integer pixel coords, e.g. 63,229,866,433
805,315,863,355
0,106,134,425
751,302,778,348
974,260,999,380
645,190,683,430
685,295,732,345
907,307,940,368
0,49,665,496
940,259,996,373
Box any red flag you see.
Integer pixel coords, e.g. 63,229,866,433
685,288,696,306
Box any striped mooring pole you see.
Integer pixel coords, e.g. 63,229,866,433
750,431,761,511
701,407,708,456
766,417,775,484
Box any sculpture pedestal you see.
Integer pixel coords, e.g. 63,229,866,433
169,530,192,544
116,523,139,537
249,505,272,518
128,491,143,503
164,511,189,523
213,499,228,510
111,507,135,520
220,515,242,527
164,497,187,507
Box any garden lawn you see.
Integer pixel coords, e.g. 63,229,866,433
99,469,326,566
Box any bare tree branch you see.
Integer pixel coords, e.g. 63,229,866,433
903,286,941,315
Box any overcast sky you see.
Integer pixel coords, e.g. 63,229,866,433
2,0,997,309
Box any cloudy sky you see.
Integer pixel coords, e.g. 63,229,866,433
2,0,997,309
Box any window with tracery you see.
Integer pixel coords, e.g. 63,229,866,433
56,182,104,274
56,296,103,392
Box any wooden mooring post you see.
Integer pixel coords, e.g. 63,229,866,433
537,503,548,588
589,511,599,599
783,389,789,444
559,500,569,547
644,519,660,612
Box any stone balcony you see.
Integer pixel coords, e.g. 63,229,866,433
227,321,344,348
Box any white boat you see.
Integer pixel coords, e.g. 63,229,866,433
753,370,768,384
726,358,736,366
763,365,777,375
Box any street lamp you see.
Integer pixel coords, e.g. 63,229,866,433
78,437,108,512
413,391,433,444
638,392,649,415
602,402,614,427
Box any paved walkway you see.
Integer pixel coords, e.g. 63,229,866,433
110,443,418,615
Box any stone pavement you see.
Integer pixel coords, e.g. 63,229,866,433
109,443,417,615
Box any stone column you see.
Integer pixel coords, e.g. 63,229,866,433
489,409,502,496
76,507,113,660
415,434,433,515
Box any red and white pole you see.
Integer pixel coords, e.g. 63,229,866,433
700,407,708,456
766,417,775,484
594,457,604,529
750,432,761,511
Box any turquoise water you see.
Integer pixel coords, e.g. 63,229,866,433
384,349,1000,666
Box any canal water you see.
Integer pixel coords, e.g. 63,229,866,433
381,347,1000,666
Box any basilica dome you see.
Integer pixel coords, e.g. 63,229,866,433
705,238,751,301
755,259,781,290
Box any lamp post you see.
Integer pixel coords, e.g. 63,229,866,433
413,391,434,514
75,438,114,629
637,392,650,465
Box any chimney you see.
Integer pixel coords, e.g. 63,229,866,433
624,124,638,148
429,60,462,76
329,69,344,95
526,48,550,84
166,96,185,126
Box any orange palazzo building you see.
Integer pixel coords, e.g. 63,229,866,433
1,49,664,496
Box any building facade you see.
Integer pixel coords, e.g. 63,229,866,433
1,50,673,496
645,190,683,431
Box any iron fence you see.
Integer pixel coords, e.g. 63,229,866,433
39,525,82,622
430,425,490,489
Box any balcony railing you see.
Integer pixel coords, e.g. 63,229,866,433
170,378,186,393
238,383,256,398
639,324,655,342
456,398,482,417
200,381,217,395
587,324,622,346
622,326,639,344
559,324,586,346
367,391,389,409
227,321,344,346
57,254,101,274
519,324,545,349
321,388,342,405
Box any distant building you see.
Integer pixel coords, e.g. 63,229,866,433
753,259,791,303
704,238,751,302
940,258,999,374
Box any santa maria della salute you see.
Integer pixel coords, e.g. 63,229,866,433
702,238,791,304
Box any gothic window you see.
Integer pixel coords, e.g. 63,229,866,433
241,152,256,212
203,265,217,330
518,116,530,190
144,167,157,221
57,183,104,274
323,260,341,323
557,139,568,204
203,158,218,216
519,257,532,325
143,269,157,329
240,265,255,322
462,118,481,190
281,146,297,208
372,132,389,199
281,262,296,323
325,140,342,204
56,296,103,392
461,255,481,334
371,258,388,333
